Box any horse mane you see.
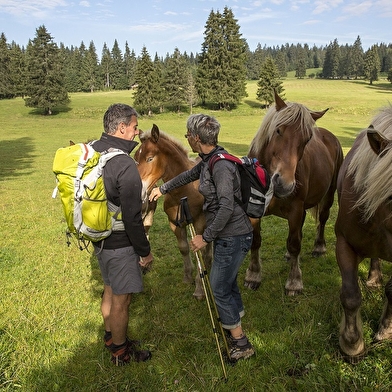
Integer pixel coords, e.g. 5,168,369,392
347,104,392,221
249,101,317,154
140,128,190,157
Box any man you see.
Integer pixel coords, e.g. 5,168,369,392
92,103,153,366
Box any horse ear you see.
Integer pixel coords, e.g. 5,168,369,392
151,124,160,143
274,89,287,111
310,108,329,121
367,126,392,156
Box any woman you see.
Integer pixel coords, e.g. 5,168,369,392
149,114,254,361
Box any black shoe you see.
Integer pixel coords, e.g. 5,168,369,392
229,337,255,361
104,333,140,351
110,340,151,366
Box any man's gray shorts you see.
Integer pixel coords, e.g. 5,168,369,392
94,246,143,295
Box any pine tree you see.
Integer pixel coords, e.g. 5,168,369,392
256,56,284,107
0,33,13,98
124,43,137,89
24,25,69,114
101,43,112,89
364,45,380,85
111,39,127,89
133,46,161,115
349,36,364,79
196,7,247,109
8,41,25,97
81,41,99,92
163,48,188,112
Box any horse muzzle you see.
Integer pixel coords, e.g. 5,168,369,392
271,173,296,198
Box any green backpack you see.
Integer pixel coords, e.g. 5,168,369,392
52,142,126,244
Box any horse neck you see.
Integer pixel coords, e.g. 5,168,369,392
161,144,195,183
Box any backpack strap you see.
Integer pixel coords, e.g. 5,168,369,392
208,153,243,207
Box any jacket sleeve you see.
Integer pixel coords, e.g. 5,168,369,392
116,156,151,257
159,162,202,194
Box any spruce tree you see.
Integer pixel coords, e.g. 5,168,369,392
101,43,112,89
163,48,188,112
0,33,13,98
81,41,99,92
196,7,247,109
256,56,284,107
24,25,69,114
133,46,161,115
364,45,380,85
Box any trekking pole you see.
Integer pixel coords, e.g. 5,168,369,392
179,197,229,381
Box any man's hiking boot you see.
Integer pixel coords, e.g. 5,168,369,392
110,339,152,366
104,333,140,351
229,336,255,362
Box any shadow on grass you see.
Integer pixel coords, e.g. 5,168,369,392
0,137,35,182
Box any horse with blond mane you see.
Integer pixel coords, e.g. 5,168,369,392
335,104,392,363
245,91,343,295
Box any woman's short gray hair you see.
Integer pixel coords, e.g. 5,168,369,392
186,114,220,145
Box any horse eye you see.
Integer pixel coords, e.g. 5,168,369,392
147,157,154,163
276,128,282,136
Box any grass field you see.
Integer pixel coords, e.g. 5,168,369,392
1,78,392,391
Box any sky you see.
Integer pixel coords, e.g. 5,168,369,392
0,0,391,57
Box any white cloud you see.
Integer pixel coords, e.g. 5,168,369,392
80,1,90,7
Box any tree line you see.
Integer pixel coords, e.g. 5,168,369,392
1,6,392,114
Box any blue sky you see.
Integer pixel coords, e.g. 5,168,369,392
0,0,391,57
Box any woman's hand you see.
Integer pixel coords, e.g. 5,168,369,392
190,234,207,253
149,187,162,202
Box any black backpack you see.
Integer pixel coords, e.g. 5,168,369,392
208,153,273,218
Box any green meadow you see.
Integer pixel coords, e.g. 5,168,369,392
1,76,392,391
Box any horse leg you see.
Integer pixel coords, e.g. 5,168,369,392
374,277,392,341
312,204,329,256
172,224,194,285
336,236,364,362
366,258,383,289
244,218,262,290
284,210,305,296
142,199,157,240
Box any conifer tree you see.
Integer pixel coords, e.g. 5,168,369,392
8,41,25,97
81,41,99,92
364,45,380,85
133,46,161,115
0,33,13,98
163,48,188,112
196,7,247,109
101,43,112,89
256,56,284,107
24,25,69,114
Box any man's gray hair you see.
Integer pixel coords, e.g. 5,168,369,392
187,114,220,145
103,103,138,135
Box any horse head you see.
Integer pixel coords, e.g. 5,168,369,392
250,91,328,198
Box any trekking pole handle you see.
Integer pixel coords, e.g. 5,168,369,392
180,197,193,225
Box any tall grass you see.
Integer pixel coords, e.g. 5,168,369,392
1,78,392,391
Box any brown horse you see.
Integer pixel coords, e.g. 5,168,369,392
245,91,344,295
335,105,392,362
134,124,211,300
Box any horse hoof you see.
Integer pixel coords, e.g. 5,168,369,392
244,280,260,291
285,289,302,296
193,293,205,301
311,250,326,257
340,349,365,364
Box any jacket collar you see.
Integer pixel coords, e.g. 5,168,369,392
98,132,139,154
200,145,225,162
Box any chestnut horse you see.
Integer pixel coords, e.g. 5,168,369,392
134,125,211,300
335,105,392,362
245,92,344,295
